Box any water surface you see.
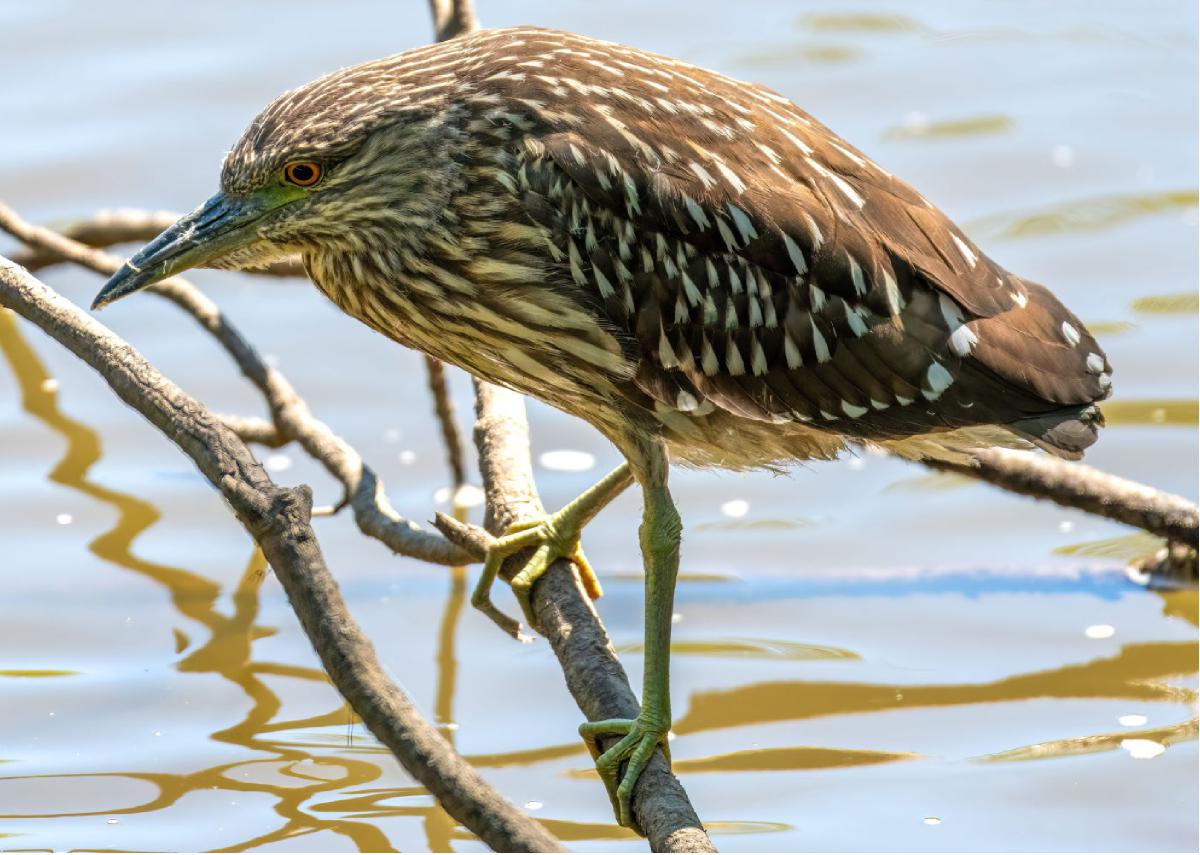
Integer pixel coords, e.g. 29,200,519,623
1,1,1196,851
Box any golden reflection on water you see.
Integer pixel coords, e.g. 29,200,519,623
884,113,1013,140
0,311,443,851
615,638,860,661
3,305,1198,848
1101,398,1199,427
969,190,1198,240
981,717,1199,763
671,638,1197,737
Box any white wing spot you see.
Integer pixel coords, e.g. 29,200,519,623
832,142,867,167
810,317,831,362
1061,321,1082,346
780,128,813,155
714,160,747,194
683,195,710,229
950,233,978,269
802,212,825,250
847,253,867,295
700,335,719,375
809,283,827,310
727,204,758,243
841,400,868,418
715,217,737,251
939,294,978,356
923,361,954,401
676,390,699,412
725,339,746,375
949,324,979,357
882,270,905,316
784,334,803,368
807,157,864,208
782,234,808,274
751,338,769,375
658,327,679,368
1086,352,1105,374
845,303,869,336
688,161,717,189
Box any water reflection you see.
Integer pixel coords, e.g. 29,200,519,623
671,638,1196,735
981,717,1198,763
1,312,398,851
4,305,1198,847
968,190,1198,241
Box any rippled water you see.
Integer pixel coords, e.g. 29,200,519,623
1,1,1196,851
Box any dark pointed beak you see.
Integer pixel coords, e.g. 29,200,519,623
91,191,273,310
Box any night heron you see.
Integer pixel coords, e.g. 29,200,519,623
93,27,1112,830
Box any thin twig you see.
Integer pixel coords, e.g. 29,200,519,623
0,201,471,566
425,354,468,489
8,208,304,277
0,257,564,853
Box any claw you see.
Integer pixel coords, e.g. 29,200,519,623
470,515,599,638
579,715,670,833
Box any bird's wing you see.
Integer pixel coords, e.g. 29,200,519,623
478,31,1110,439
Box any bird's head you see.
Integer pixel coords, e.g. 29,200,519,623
92,57,450,310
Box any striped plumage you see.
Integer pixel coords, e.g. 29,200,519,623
223,26,1111,468
99,25,1116,831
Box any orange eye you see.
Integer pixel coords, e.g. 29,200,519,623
284,161,322,187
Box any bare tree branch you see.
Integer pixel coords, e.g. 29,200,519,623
0,256,564,853
929,447,1198,546
9,208,304,277
0,201,471,566
425,354,468,489
459,382,718,853
429,0,479,42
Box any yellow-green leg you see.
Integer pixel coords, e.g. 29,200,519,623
471,463,633,637
579,456,681,833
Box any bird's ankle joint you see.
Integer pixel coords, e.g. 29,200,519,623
635,712,670,735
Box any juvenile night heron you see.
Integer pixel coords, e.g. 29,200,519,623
94,27,1112,829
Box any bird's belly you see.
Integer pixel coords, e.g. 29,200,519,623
653,405,847,469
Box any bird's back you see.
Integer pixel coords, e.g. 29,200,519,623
259,27,1113,465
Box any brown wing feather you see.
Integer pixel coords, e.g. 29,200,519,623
458,28,1111,442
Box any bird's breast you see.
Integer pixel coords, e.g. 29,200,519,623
303,241,639,428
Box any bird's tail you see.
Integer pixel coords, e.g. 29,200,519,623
1006,402,1106,461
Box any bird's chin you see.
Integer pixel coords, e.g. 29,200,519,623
203,239,299,272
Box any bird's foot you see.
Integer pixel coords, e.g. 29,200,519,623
471,511,601,639
580,709,671,833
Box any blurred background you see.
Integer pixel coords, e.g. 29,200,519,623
1,1,1196,851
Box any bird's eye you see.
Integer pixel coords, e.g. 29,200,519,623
284,161,322,187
